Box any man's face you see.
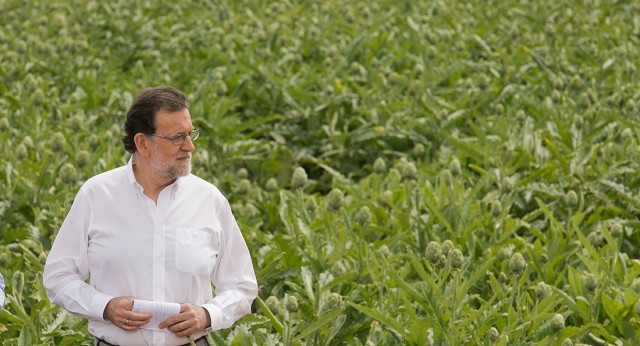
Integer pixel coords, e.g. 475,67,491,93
148,108,195,182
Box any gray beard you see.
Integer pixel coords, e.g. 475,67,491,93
149,151,192,182
168,160,191,179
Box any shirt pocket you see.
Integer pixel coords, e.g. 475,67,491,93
174,228,213,275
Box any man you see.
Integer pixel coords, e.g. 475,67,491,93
43,86,258,346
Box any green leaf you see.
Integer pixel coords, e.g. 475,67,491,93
293,309,343,342
300,266,316,307
321,271,358,293
455,257,495,303
19,244,44,271
6,295,35,332
255,296,284,336
43,310,69,335
534,197,567,237
576,296,591,321
324,314,346,346
208,332,227,346
421,188,453,234
230,327,253,346
406,17,419,32
553,287,584,320
572,227,607,271
305,157,349,185
348,302,407,339
256,252,284,281
566,266,583,297
18,324,32,346
601,291,624,321
12,271,25,302
0,307,24,325
394,258,434,310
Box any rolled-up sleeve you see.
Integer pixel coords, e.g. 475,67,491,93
43,188,113,321
202,199,257,330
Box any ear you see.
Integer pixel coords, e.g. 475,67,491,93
134,133,152,157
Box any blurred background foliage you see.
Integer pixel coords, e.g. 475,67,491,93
2,0,640,345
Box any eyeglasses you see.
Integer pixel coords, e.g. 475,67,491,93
149,128,200,146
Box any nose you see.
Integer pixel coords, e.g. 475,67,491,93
181,135,195,152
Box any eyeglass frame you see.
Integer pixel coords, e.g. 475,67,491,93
148,128,200,146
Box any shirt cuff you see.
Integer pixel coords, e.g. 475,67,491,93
91,292,114,322
201,303,224,330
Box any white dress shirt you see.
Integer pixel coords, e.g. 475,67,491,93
44,158,258,345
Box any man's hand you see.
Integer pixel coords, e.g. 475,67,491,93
103,296,152,331
158,304,211,337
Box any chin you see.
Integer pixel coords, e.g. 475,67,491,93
178,164,192,177
167,163,191,180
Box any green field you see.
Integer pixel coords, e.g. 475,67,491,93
2,0,640,345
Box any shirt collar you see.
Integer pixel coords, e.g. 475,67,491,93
126,156,138,186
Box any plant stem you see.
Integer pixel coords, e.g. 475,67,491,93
450,270,459,346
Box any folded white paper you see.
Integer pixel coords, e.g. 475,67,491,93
132,299,181,333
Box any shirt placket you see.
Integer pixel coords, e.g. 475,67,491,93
132,183,167,345
152,186,174,345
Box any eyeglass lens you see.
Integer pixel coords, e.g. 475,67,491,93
172,129,199,145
